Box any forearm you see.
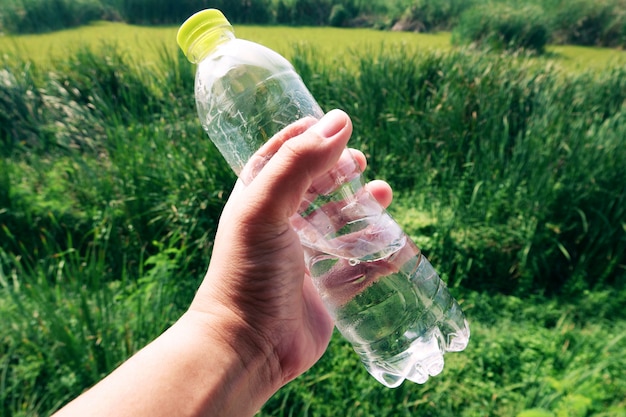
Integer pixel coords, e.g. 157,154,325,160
52,110,353,416
53,310,280,417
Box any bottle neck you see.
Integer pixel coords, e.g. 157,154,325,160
185,25,235,64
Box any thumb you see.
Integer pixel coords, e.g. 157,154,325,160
242,109,353,223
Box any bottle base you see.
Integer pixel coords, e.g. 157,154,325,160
360,319,470,388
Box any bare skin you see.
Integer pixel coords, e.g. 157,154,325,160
52,110,393,417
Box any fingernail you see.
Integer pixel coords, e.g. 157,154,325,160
311,109,346,139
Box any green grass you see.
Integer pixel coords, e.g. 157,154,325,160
2,0,625,50
1,21,624,72
1,22,625,417
261,291,626,416
0,21,451,65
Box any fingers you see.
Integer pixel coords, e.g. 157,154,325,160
235,110,393,226
365,179,393,209
239,117,319,184
242,109,353,223
349,149,366,172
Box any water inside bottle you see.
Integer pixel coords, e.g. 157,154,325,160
306,240,470,388
293,156,469,387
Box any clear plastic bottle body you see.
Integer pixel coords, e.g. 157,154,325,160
183,13,470,387
195,38,324,175
299,160,469,387
306,240,469,387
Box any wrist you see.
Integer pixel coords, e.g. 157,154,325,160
52,308,282,417
177,308,283,415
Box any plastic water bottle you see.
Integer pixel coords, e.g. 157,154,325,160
177,9,470,388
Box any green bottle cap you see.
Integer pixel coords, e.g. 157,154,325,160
177,9,234,63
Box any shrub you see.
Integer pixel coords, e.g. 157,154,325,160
0,46,228,282
1,0,104,34
549,0,626,47
109,0,273,25
275,0,292,24
329,4,351,27
291,0,333,25
453,3,550,53
0,63,54,155
395,0,474,32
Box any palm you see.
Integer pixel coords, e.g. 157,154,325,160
198,180,333,384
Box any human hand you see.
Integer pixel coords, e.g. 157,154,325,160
51,110,393,417
189,109,393,388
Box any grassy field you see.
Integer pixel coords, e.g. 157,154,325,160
2,0,626,51
0,22,449,65
1,21,624,71
1,22,626,417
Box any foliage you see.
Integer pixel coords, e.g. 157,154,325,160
394,0,475,32
0,64,51,155
329,4,352,27
105,0,274,26
0,0,105,34
452,3,550,53
2,0,626,49
0,235,194,416
257,291,626,416
0,46,232,285
546,0,626,48
293,43,625,293
1,25,625,417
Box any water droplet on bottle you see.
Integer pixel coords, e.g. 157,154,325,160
348,258,360,266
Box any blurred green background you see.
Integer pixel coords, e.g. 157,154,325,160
1,1,625,416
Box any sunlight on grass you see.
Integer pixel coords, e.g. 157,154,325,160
1,21,623,72
0,21,450,65
546,44,626,71
0,22,178,66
